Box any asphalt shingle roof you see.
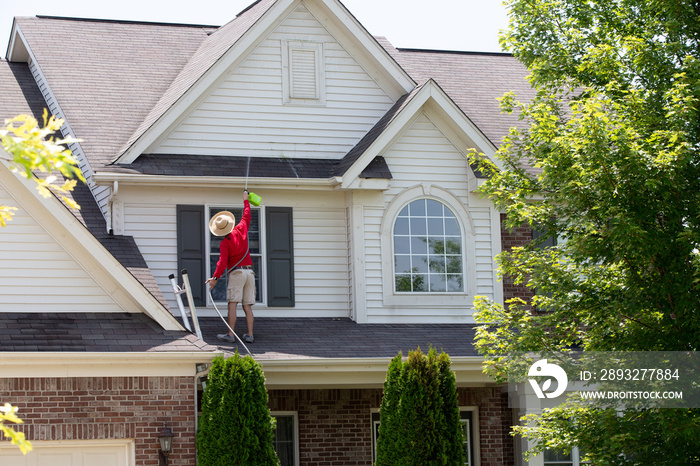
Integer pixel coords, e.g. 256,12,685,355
0,313,215,352
0,60,169,309
13,16,212,170
197,317,479,359
387,47,534,148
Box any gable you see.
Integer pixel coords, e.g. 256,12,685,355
0,185,123,312
0,161,183,330
148,3,397,160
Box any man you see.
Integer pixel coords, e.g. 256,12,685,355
206,190,255,343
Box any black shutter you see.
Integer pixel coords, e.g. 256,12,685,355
266,207,295,307
176,205,206,306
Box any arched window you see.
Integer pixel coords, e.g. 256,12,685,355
393,199,463,293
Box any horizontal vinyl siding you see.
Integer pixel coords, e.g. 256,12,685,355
154,4,394,159
123,201,349,317
124,204,178,311
290,207,350,315
364,113,495,323
0,187,122,312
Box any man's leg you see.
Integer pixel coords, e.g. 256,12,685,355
227,301,238,336
242,304,254,336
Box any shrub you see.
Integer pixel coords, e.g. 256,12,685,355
376,348,465,465
197,353,279,466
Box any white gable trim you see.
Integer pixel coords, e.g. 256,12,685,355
0,158,183,331
341,80,501,189
115,0,415,165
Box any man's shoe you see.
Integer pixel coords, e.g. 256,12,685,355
217,333,235,343
242,334,254,343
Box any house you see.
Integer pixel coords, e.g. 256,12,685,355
0,0,539,464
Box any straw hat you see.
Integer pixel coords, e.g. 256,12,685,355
209,211,236,236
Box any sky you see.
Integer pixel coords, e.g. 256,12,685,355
1,0,510,58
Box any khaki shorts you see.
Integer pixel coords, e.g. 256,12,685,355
227,268,256,304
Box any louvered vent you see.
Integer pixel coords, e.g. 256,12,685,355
290,48,318,99
282,40,325,105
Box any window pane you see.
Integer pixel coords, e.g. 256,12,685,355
447,274,463,292
429,238,445,255
411,236,428,255
395,255,411,274
412,255,429,273
394,217,409,235
429,255,446,273
398,205,409,217
409,199,426,216
428,217,444,235
444,237,461,254
410,217,427,235
446,255,462,274
426,199,443,216
412,274,427,292
445,217,460,235
395,236,410,254
429,274,447,292
395,274,412,292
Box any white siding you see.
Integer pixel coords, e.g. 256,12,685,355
154,4,394,159
362,113,497,323
123,194,350,318
0,187,122,312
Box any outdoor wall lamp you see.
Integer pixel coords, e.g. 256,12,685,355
158,423,174,466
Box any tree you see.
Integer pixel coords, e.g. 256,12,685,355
376,348,465,465
197,353,279,466
0,404,31,454
1,110,84,226
472,0,700,463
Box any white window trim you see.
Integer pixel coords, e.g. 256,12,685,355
381,185,477,308
460,406,480,466
282,39,326,106
271,411,299,466
205,204,267,307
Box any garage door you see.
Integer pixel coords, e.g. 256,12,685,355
0,441,133,466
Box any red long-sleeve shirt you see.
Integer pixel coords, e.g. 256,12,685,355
213,200,252,279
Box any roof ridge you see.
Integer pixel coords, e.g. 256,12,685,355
34,15,219,29
397,47,513,57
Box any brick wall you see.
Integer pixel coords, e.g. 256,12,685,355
268,387,514,465
0,376,196,466
500,213,535,305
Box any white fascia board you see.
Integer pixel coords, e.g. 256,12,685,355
341,80,502,189
116,0,298,164
306,0,415,98
93,173,341,190
6,20,28,61
0,159,183,331
0,352,220,378
259,356,495,389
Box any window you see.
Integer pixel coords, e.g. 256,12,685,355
282,40,325,106
176,205,294,308
372,408,477,464
460,411,474,466
393,199,463,293
208,205,262,303
272,413,298,466
544,448,589,465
